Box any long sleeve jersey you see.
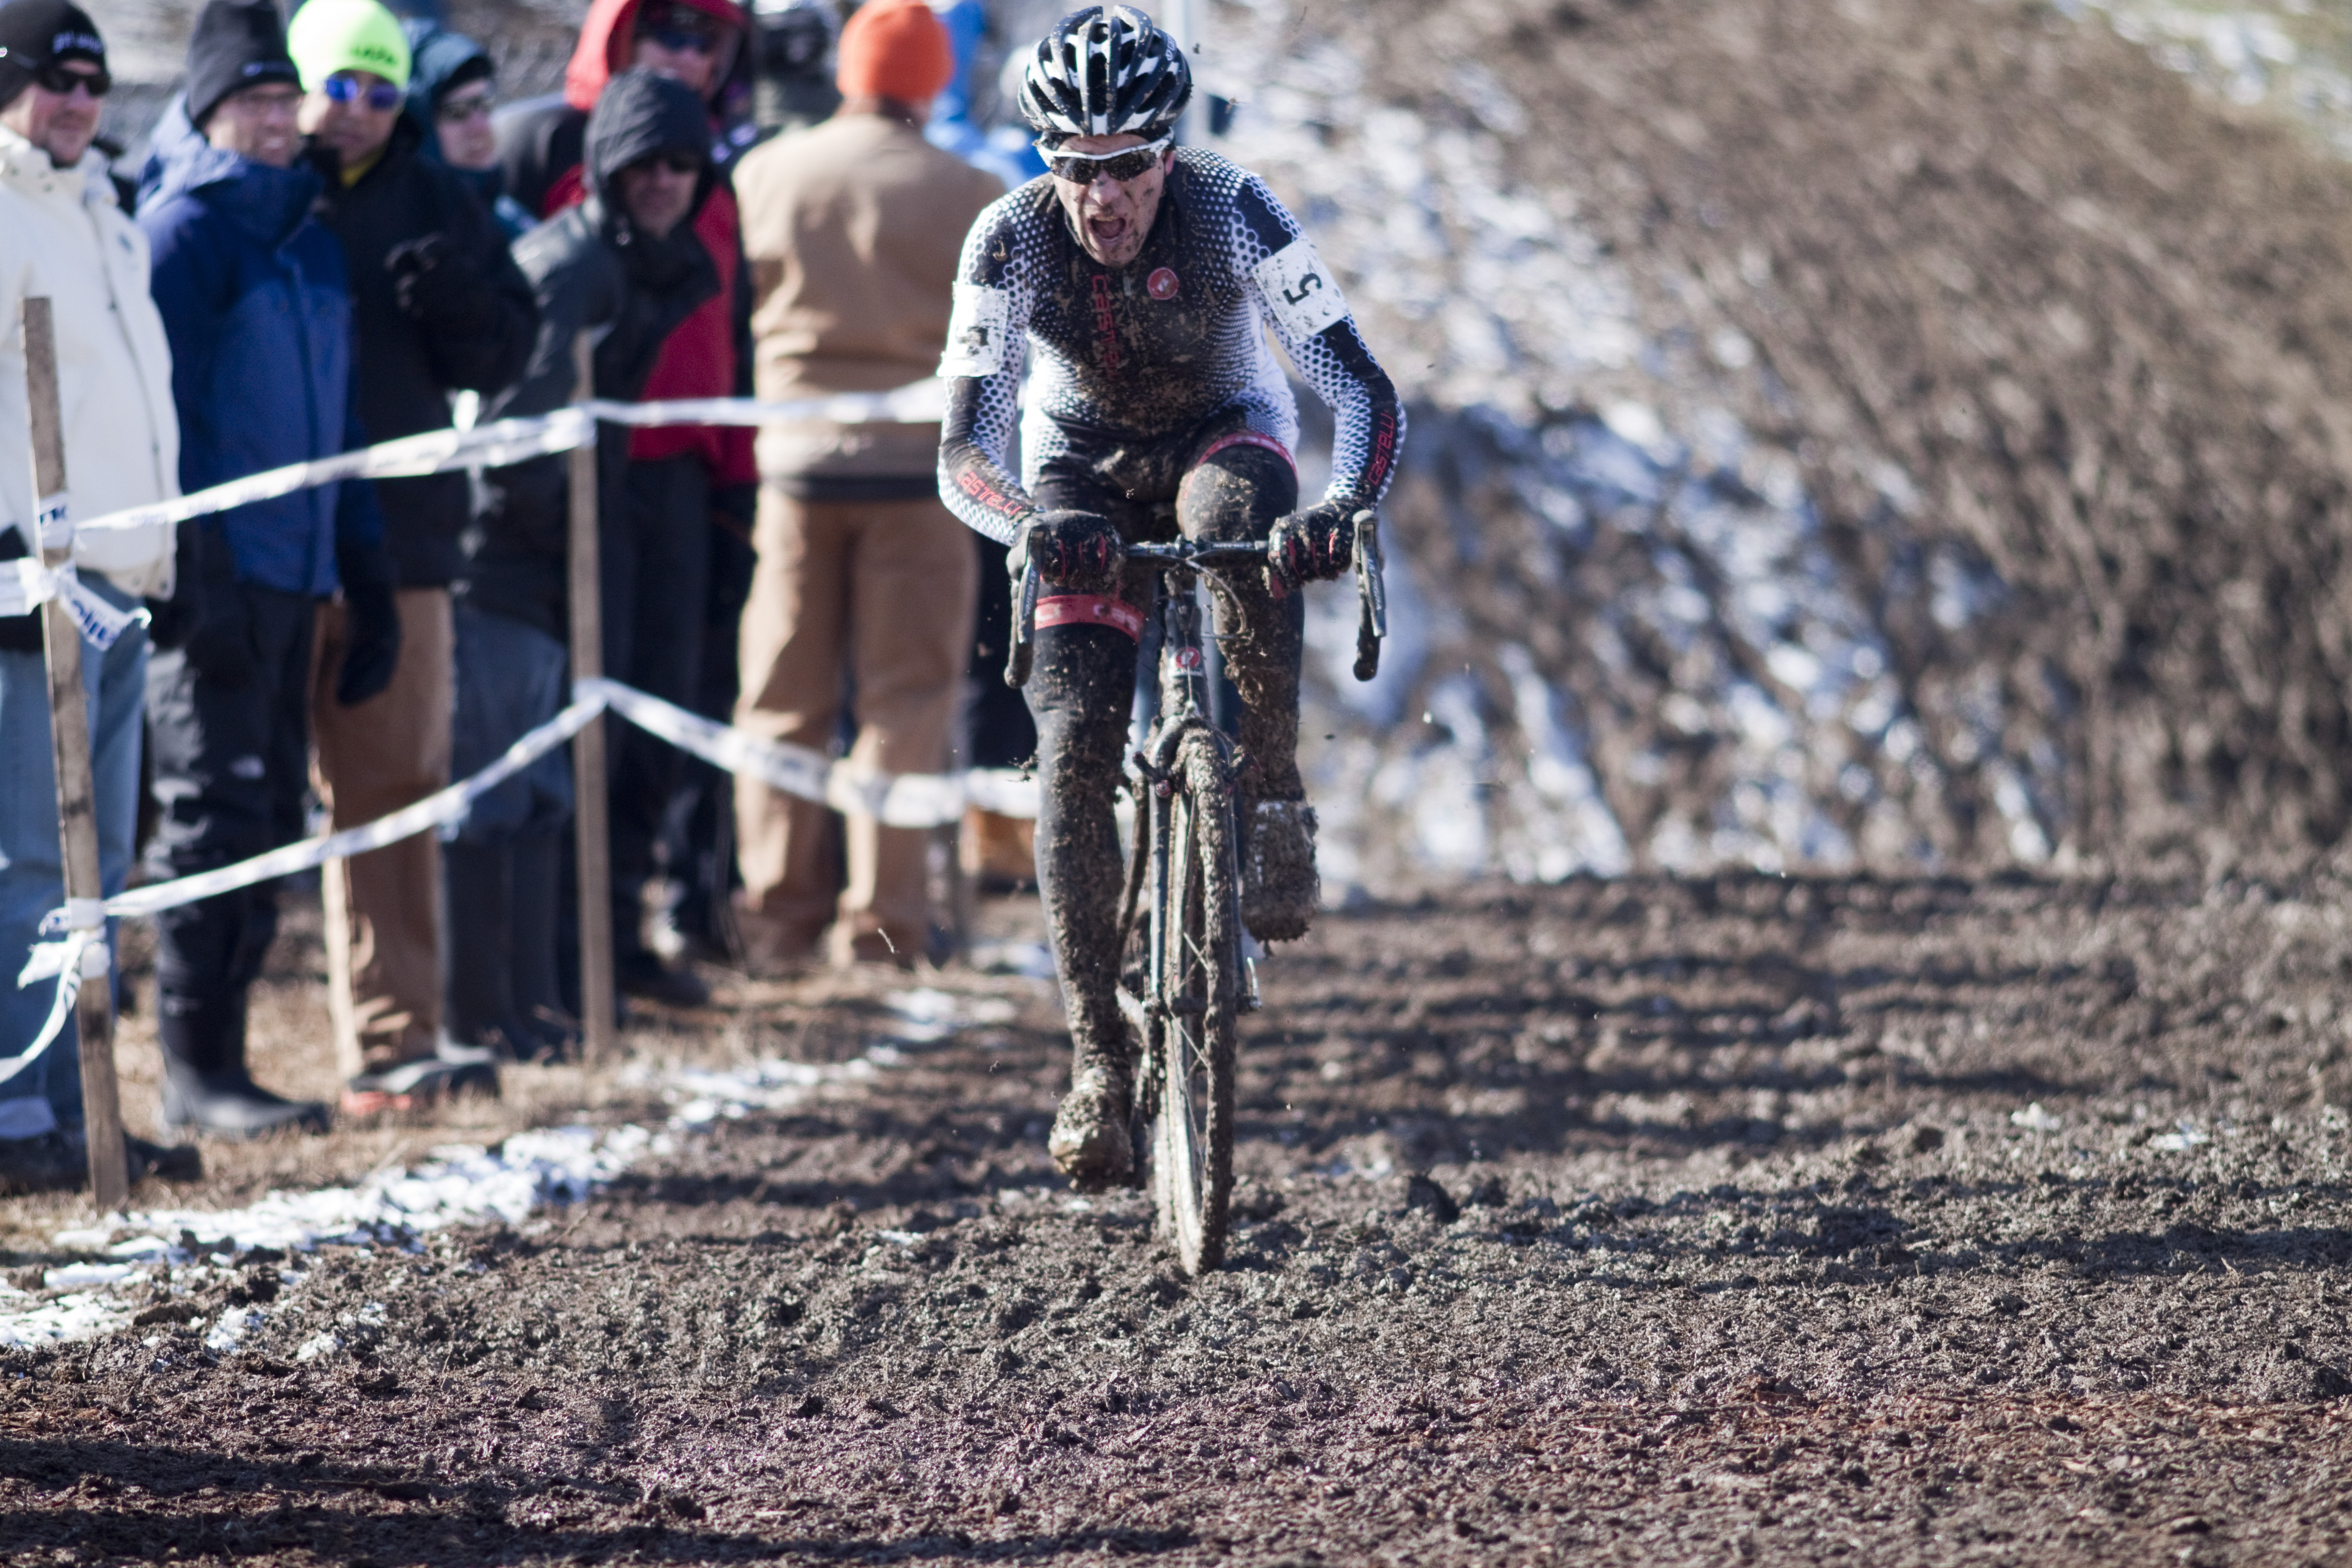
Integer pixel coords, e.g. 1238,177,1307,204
936,147,1403,544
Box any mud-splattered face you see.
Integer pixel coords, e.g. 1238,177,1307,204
1048,133,1175,269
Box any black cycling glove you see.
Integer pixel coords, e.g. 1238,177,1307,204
1024,509,1122,593
1266,500,1357,597
334,539,403,707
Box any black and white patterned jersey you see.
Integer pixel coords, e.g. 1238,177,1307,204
935,147,1404,544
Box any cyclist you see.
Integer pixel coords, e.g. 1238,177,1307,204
936,5,1403,1189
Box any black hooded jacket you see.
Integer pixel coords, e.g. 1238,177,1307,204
309,111,539,588
463,69,720,638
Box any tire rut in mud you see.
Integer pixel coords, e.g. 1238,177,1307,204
9,874,2352,1562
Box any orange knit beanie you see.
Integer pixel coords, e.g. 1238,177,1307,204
835,0,952,103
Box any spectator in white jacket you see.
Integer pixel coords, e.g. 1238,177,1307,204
0,0,195,1191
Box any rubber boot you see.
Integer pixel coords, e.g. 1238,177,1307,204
1049,1053,1134,1193
157,991,330,1139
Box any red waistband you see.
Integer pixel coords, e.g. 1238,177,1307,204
1035,593,1145,641
1194,430,1297,475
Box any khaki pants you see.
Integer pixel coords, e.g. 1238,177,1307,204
734,488,975,960
312,588,453,1070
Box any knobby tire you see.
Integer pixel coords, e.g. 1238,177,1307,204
1147,727,1240,1275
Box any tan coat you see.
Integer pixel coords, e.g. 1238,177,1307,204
735,111,1003,486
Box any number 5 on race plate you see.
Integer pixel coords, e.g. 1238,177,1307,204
941,283,1014,379
1254,238,1349,340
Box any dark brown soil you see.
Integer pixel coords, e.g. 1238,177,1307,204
11,872,2352,1564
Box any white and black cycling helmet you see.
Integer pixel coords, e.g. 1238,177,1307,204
1018,6,1191,144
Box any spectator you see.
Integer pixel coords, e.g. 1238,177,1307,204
0,0,196,1187
748,0,836,136
497,0,757,1008
399,19,532,240
137,0,400,1138
285,0,536,1114
730,0,999,968
455,68,721,1056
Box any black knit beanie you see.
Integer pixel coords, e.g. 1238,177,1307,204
0,0,104,113
184,0,299,129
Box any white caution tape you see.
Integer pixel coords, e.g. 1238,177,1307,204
64,411,594,540
4,927,101,1085
10,670,1038,1059
69,384,947,539
0,557,149,650
36,492,70,551
584,678,1033,830
96,691,607,923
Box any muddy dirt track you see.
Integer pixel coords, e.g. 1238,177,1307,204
8,874,2352,1564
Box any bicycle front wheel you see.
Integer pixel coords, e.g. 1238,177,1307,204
1148,727,1241,1274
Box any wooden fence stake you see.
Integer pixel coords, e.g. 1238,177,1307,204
567,332,617,1063
23,297,127,1211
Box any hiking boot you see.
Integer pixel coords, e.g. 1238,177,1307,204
1240,799,1320,943
1049,1065,1134,1192
617,950,710,1009
0,1132,83,1195
961,805,1037,892
58,1129,204,1185
830,924,919,972
340,1056,500,1120
161,1065,331,1140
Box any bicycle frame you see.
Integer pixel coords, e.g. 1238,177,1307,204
1124,540,1269,1019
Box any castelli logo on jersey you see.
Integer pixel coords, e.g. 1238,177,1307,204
1147,267,1180,301
1090,275,1123,371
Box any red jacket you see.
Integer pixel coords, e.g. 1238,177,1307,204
495,0,756,486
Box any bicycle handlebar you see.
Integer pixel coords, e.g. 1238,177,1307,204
1004,514,1384,690
1123,539,1268,562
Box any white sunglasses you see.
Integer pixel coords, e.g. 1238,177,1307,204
1036,134,1173,182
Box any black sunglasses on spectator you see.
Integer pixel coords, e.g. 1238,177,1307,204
0,50,111,97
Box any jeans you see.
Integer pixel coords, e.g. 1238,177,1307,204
446,603,573,1048
0,576,149,1136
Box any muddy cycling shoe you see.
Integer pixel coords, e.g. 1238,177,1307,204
1049,1067,1135,1192
1241,799,1321,943
161,1066,331,1140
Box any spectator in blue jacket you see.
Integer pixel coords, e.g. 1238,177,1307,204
135,0,402,1139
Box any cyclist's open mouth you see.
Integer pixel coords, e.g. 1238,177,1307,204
1087,213,1131,249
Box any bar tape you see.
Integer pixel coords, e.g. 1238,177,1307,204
68,383,948,539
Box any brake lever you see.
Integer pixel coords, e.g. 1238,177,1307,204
1005,557,1041,689
1352,509,1385,683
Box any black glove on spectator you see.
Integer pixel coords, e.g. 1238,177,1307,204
1266,500,1357,597
179,523,259,686
386,234,493,335
1024,509,1122,593
143,518,206,650
334,539,402,707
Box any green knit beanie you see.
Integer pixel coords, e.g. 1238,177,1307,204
287,0,409,89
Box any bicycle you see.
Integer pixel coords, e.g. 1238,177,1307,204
1007,511,1386,1274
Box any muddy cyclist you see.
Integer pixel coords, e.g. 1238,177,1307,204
935,5,1404,1191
